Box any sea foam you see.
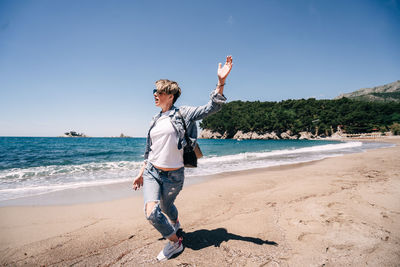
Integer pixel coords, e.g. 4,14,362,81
0,140,392,202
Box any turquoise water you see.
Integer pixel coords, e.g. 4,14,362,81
0,137,392,202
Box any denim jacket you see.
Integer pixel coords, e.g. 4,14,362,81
144,89,227,162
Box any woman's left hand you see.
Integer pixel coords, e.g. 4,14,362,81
218,55,233,83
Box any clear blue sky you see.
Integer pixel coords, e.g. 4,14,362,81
1,0,399,137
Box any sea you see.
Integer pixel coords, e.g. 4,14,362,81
0,137,394,203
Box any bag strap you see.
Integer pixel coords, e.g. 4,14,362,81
177,110,192,146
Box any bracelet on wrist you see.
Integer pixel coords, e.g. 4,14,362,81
217,83,226,87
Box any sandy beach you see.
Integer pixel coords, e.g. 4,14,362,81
0,138,399,266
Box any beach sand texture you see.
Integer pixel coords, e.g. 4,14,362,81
0,139,399,266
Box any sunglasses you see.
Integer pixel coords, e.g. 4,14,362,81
153,89,166,95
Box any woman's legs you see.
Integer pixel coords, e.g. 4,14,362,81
143,164,184,240
160,167,184,224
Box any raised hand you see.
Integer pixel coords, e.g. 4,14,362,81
218,55,233,83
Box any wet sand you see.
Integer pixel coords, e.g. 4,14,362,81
1,138,399,266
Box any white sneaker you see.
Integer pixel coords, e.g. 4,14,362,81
156,239,183,261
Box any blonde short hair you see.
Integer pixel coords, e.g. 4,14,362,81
155,79,181,104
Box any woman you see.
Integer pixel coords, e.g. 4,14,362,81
133,55,233,261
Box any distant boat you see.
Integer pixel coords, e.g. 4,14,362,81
236,138,242,141
62,131,88,137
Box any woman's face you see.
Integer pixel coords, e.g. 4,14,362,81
154,91,173,109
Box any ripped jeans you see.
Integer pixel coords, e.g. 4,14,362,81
143,162,184,238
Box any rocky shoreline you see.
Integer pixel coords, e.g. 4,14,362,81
199,128,392,140
199,129,330,140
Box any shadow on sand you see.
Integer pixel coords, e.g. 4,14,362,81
178,228,278,250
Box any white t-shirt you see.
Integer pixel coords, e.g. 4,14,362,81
148,110,184,168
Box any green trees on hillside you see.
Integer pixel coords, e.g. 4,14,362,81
200,98,400,137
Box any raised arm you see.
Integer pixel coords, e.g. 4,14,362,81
180,56,233,122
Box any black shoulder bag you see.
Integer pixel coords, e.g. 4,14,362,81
178,111,203,168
